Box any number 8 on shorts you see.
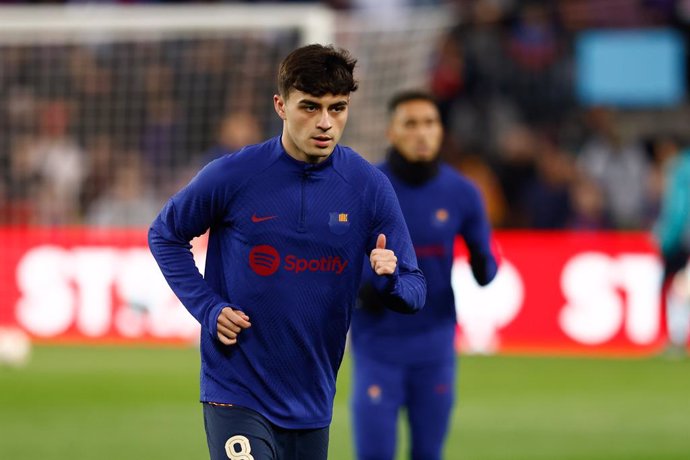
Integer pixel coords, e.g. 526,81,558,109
225,435,254,460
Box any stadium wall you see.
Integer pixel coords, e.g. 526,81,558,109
0,228,672,356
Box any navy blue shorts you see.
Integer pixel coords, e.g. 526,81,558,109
202,403,329,460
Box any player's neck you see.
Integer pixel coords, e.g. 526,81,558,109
387,148,440,185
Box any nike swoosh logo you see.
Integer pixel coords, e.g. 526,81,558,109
251,214,278,223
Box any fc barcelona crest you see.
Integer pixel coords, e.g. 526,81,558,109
329,212,350,235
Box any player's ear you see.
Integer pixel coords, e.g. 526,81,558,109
274,94,287,120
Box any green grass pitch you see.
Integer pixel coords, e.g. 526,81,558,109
1,345,689,459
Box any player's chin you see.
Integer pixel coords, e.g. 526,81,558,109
306,147,334,160
415,148,437,162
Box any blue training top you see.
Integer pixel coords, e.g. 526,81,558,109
148,136,426,429
351,158,497,364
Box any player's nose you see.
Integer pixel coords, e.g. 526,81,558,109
316,109,332,130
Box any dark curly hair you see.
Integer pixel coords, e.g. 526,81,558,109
278,44,358,98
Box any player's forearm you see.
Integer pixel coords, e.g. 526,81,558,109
468,247,498,286
148,225,228,336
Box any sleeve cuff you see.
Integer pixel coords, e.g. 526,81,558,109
206,303,228,339
371,268,400,295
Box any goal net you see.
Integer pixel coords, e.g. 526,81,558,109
0,4,453,228
335,8,455,160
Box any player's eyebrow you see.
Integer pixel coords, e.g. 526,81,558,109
329,101,349,110
297,98,349,110
298,98,320,107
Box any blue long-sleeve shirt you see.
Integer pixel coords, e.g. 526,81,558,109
148,136,425,429
352,159,497,364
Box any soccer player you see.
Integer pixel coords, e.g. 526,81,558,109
654,142,690,357
148,45,426,460
350,90,498,460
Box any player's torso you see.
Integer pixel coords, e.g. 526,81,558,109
383,167,462,325
208,153,374,339
386,168,461,268
228,161,367,278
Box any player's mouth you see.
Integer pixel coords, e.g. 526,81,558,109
415,143,435,157
312,136,333,148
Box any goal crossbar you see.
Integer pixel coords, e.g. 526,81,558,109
0,5,335,45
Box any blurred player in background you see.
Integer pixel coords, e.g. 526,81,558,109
350,90,498,460
654,141,690,357
148,44,426,460
200,111,263,165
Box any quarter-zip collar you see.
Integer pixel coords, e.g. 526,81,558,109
279,136,337,174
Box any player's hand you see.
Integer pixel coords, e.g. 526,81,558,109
370,233,397,276
216,307,251,345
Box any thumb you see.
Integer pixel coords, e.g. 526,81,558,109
376,233,386,250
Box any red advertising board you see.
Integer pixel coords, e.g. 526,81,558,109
0,228,205,345
453,232,665,355
0,228,670,355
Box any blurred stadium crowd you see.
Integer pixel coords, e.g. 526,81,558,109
0,0,689,231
